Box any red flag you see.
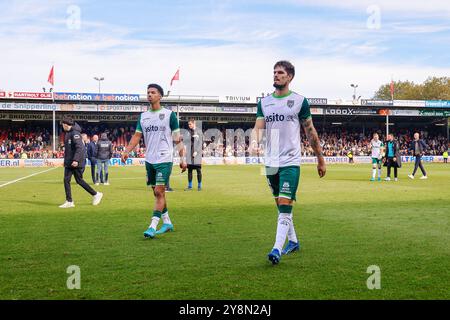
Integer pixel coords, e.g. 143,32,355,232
48,66,54,87
170,69,179,86
390,79,394,100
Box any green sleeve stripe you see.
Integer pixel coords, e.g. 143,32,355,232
172,128,180,133
298,98,311,120
257,117,265,120
256,101,264,118
170,112,180,131
136,114,142,133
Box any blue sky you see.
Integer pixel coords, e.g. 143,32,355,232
1,0,450,99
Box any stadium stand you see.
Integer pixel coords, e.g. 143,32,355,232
1,125,447,159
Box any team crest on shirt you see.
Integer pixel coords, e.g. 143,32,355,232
159,114,165,121
287,100,295,108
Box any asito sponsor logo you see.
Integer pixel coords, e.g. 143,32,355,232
144,125,167,132
265,113,285,122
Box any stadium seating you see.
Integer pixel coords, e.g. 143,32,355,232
0,125,448,159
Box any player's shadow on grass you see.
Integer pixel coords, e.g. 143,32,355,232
20,200,61,206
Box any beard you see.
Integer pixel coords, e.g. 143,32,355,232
273,82,286,90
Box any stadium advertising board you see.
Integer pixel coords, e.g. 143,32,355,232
70,114,140,122
244,156,443,165
393,100,425,107
0,159,20,167
0,103,57,111
219,96,256,104
0,112,140,121
1,156,445,168
98,105,147,112
419,110,450,117
328,99,361,106
0,91,53,100
179,115,256,122
425,100,450,108
178,105,218,113
361,99,393,106
23,159,64,167
219,106,255,113
324,108,377,115
307,98,328,105
0,113,52,121
310,108,323,115
0,92,5,98
388,109,421,116
54,92,140,102
59,104,98,112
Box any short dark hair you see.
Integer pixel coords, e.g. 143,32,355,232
147,83,164,97
61,115,74,126
274,60,295,78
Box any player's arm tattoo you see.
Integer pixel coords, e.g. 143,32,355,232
302,118,323,158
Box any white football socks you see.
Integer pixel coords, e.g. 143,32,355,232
162,212,172,225
287,214,298,243
149,217,160,230
274,213,292,253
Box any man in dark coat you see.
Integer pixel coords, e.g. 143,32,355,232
87,134,99,184
184,119,203,191
96,132,113,185
383,133,402,181
408,132,428,180
59,115,103,208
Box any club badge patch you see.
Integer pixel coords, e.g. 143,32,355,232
287,100,295,108
159,114,165,121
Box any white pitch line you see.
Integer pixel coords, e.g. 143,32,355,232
0,173,185,184
0,167,58,188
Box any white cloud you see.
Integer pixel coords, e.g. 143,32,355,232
291,0,450,17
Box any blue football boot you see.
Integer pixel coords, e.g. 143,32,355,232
282,241,300,255
144,227,156,238
268,248,281,265
155,223,174,235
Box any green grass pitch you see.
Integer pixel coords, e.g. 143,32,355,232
0,163,449,299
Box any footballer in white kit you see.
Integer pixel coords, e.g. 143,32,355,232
121,83,187,239
253,61,326,265
370,133,384,181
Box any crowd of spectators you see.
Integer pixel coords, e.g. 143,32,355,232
1,124,448,160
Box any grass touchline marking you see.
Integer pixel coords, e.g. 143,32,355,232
0,168,58,188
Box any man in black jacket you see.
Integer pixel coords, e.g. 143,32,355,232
87,134,99,185
408,132,428,180
59,115,103,208
383,133,402,181
96,132,113,185
184,119,203,191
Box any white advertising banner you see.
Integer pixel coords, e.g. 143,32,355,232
219,96,257,104
0,156,445,168
0,92,54,100
393,100,425,107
